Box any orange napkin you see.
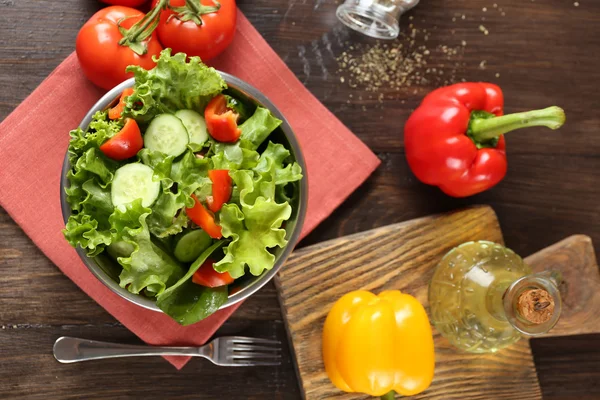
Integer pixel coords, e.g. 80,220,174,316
0,11,379,369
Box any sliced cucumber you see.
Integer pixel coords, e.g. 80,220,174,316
174,229,213,263
144,114,189,157
175,109,208,147
111,163,160,208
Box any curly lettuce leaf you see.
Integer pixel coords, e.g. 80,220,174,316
123,49,227,123
64,213,112,257
255,142,303,186
239,107,282,150
109,200,184,296
63,131,118,255
137,149,189,237
172,150,212,204
156,241,227,325
211,141,259,171
68,111,122,164
215,199,291,278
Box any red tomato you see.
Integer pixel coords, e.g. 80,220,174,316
108,88,135,120
204,95,241,142
76,6,163,90
151,0,237,61
100,119,144,160
99,0,148,6
207,170,232,212
186,194,223,239
192,259,234,287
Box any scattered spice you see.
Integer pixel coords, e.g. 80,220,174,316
574,1,579,6
517,289,555,324
336,24,465,92
495,72,500,78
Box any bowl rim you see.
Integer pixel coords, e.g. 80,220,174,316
60,73,308,313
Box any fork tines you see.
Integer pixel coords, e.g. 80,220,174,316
225,336,282,366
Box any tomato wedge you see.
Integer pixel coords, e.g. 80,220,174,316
204,94,241,142
207,170,232,213
99,118,144,160
186,194,222,239
192,259,234,287
108,88,135,120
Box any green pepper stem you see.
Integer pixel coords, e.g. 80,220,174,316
469,106,566,142
380,391,396,400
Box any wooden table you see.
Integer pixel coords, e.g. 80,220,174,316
1,0,599,398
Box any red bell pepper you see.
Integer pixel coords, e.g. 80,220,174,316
207,170,232,213
205,94,241,142
192,259,234,287
404,82,565,197
99,118,143,160
108,88,135,120
186,194,223,239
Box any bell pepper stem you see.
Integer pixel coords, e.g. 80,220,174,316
469,106,566,142
380,391,396,400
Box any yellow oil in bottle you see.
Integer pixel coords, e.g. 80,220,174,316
428,241,531,353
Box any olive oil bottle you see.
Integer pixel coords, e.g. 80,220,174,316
429,241,561,353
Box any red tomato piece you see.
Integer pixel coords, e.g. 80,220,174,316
207,170,232,213
152,0,237,61
192,259,234,287
108,88,135,120
99,119,144,160
204,95,241,142
76,6,163,90
186,194,223,239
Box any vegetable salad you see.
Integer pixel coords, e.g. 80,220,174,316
63,49,303,325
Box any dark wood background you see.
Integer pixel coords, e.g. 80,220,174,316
1,0,599,398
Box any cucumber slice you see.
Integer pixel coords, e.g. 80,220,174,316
175,109,208,147
144,114,189,157
111,163,160,208
174,229,213,263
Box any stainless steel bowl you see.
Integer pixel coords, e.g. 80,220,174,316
60,74,308,313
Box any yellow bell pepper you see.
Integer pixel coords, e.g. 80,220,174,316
322,290,435,398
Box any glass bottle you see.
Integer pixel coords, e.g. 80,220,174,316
428,241,562,353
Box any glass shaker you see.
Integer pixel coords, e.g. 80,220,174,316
428,241,562,353
336,0,420,39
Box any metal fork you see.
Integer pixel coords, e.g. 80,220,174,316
53,336,281,366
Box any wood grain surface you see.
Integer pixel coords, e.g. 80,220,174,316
277,208,600,399
1,0,600,399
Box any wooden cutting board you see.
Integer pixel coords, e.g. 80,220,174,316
275,206,600,399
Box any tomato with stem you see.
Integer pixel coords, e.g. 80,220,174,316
151,0,237,61
76,4,167,90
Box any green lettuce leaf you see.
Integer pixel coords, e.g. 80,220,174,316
172,150,212,204
109,200,184,296
239,107,282,150
68,111,122,164
215,199,291,278
211,141,259,170
63,213,112,257
123,49,227,123
137,149,189,237
156,241,227,325
255,142,303,186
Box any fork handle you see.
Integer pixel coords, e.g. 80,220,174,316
53,336,206,363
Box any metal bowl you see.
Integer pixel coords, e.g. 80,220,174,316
60,74,308,313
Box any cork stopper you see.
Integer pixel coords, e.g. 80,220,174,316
516,289,555,324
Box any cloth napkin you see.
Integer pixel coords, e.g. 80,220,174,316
0,11,379,369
